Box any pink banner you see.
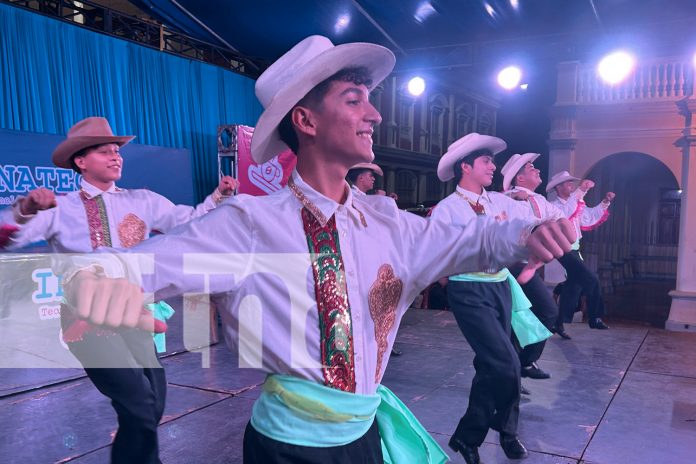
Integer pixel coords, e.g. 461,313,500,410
236,125,296,196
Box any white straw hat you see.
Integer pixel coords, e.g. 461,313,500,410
250,35,395,164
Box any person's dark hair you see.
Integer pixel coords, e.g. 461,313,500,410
69,143,106,174
346,168,371,184
278,66,374,154
511,169,522,188
452,148,493,181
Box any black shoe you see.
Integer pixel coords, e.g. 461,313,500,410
589,318,610,330
520,384,531,395
391,346,402,356
500,435,528,460
521,362,551,379
448,437,480,464
553,326,572,339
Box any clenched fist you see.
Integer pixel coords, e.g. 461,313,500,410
526,218,577,263
64,271,164,332
218,176,239,196
579,179,595,192
20,188,57,215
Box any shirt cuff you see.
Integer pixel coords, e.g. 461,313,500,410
212,187,232,205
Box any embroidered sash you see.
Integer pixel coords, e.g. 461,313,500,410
290,178,356,392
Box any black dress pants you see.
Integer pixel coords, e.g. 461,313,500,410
557,250,606,325
63,314,166,464
448,280,521,446
243,418,383,463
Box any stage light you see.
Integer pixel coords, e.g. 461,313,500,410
407,76,426,96
414,1,436,23
497,66,522,90
484,2,496,17
510,0,519,10
597,51,635,84
334,13,351,34
520,83,528,90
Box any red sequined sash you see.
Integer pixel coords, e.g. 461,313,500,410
80,191,112,248
301,208,356,392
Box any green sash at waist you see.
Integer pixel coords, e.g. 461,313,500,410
251,375,448,463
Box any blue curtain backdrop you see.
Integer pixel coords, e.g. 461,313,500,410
0,3,262,201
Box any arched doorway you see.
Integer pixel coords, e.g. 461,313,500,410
581,152,680,326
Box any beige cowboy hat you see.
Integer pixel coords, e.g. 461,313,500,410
52,117,135,169
546,170,580,192
500,152,541,191
349,162,383,177
437,133,507,182
250,35,395,164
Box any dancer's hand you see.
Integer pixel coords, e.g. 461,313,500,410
218,176,239,196
526,218,576,263
64,271,164,332
516,257,543,285
19,188,57,215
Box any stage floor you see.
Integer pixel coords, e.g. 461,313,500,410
2,309,695,463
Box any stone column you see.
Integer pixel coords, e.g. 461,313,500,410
417,173,427,204
667,98,696,331
385,169,396,195
545,139,577,285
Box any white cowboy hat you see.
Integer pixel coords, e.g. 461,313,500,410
250,35,395,164
349,162,383,177
436,133,506,182
500,152,540,191
546,170,580,192
52,117,135,169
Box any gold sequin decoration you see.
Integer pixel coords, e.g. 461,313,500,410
368,264,403,383
118,213,147,248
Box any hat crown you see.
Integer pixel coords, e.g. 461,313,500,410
445,132,478,155
550,170,572,181
255,35,335,108
67,117,117,139
501,153,522,176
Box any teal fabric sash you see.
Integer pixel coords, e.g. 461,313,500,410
146,301,175,353
251,375,448,463
449,269,551,348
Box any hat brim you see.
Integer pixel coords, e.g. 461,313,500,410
350,162,383,176
251,43,395,164
545,175,580,192
437,136,507,182
502,153,540,191
52,135,135,169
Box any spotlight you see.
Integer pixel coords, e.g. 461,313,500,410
520,83,528,90
497,66,522,90
334,13,351,34
597,51,635,84
407,76,426,96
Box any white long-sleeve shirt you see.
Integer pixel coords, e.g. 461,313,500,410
71,170,537,394
3,179,219,252
550,188,609,248
506,186,566,222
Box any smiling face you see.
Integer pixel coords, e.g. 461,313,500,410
73,143,123,187
310,80,381,167
464,155,497,188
